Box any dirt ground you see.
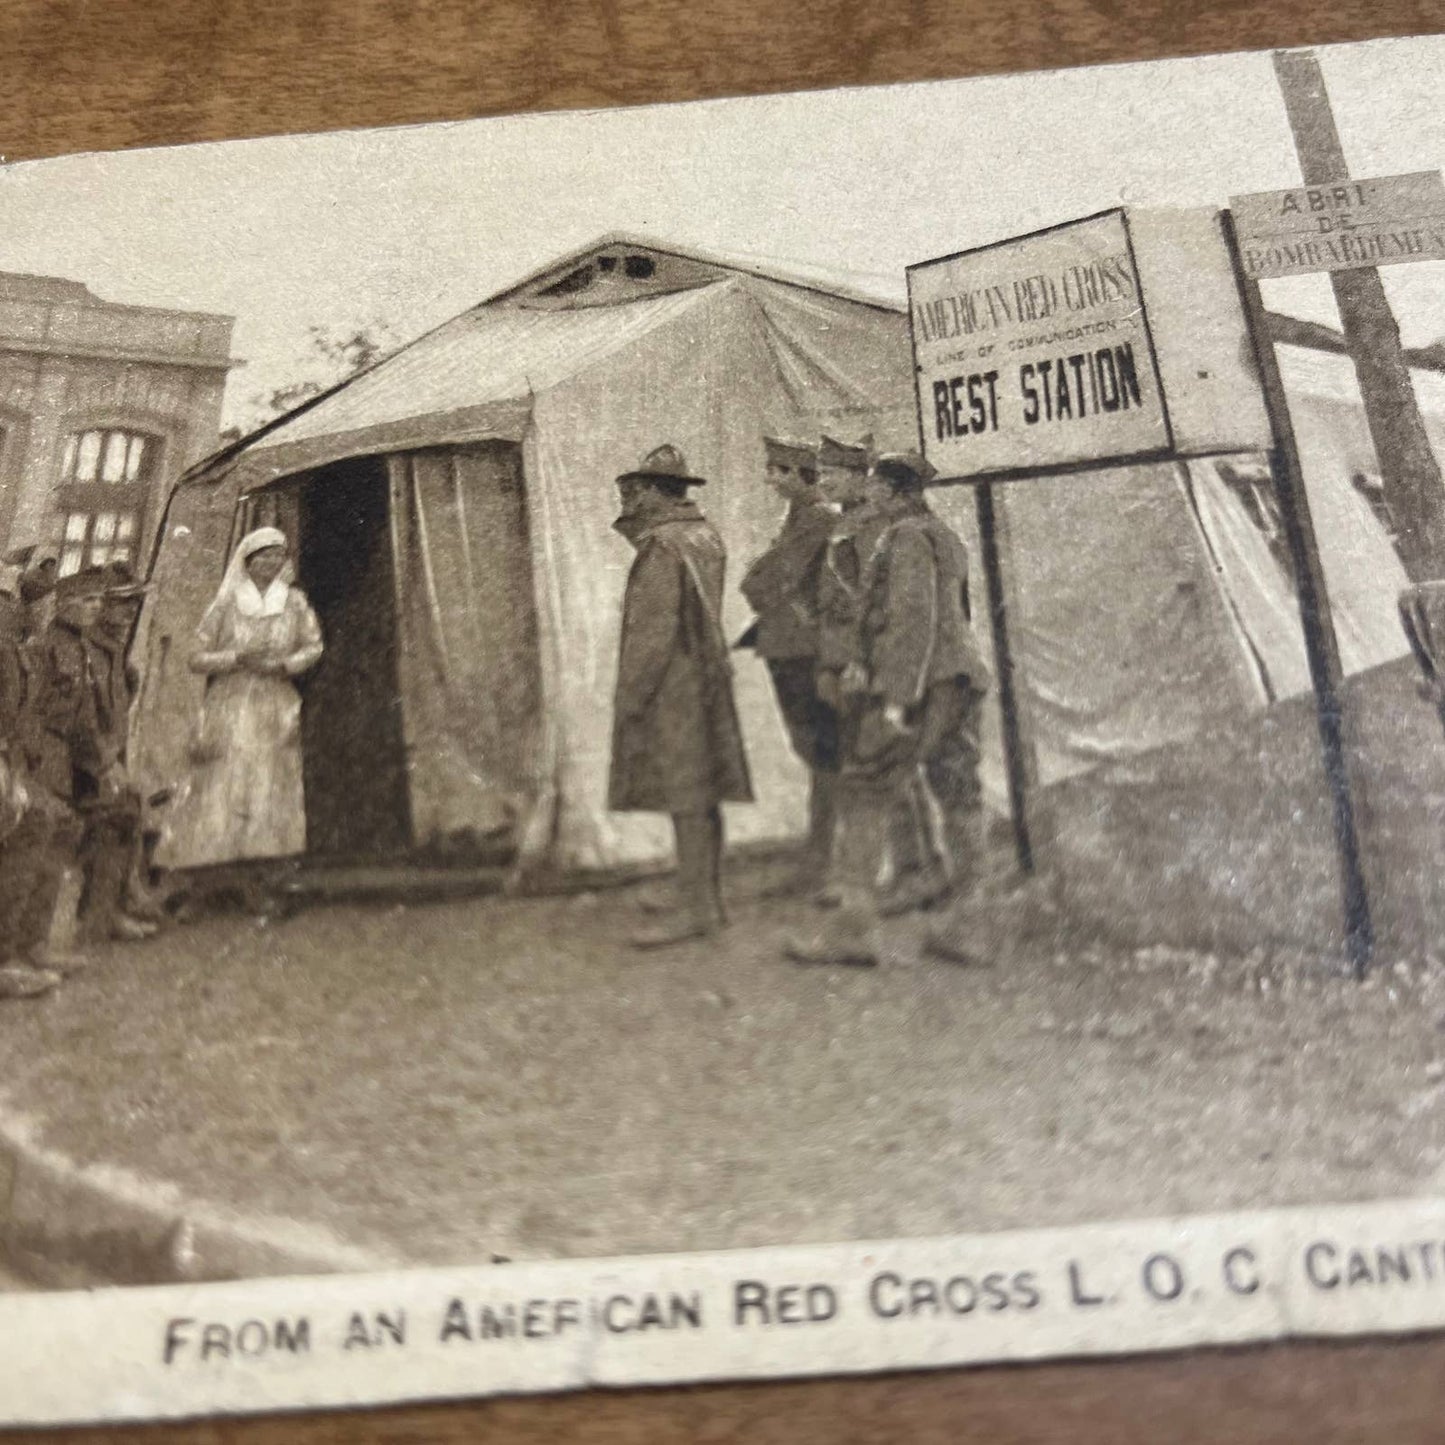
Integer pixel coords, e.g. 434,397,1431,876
5,855,1445,1278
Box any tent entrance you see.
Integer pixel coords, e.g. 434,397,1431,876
292,458,412,861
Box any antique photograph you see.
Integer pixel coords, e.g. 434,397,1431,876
2,29,1445,1368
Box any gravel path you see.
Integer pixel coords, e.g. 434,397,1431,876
4,858,1445,1276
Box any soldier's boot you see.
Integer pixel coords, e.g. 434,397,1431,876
940,806,988,902
784,886,882,966
870,768,946,917
14,854,90,974
23,944,90,976
877,866,952,918
0,965,62,1000
630,810,726,950
635,881,679,916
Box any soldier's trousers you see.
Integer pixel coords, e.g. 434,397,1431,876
919,679,987,888
0,788,82,959
672,807,725,930
76,795,142,944
765,658,840,772
833,677,988,906
764,658,840,885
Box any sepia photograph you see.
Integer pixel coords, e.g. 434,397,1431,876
3,29,1445,1424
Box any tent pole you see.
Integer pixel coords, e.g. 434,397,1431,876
1220,207,1374,977
975,480,1034,875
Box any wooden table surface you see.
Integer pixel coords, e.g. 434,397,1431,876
6,1,1445,1439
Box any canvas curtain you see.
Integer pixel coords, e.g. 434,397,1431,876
992,464,1266,786
388,444,543,856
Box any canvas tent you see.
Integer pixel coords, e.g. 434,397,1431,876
133,238,919,872
985,344,1445,956
133,232,1445,946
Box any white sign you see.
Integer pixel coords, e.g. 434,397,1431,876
1230,170,1445,279
907,210,1172,481
5,1196,1445,1427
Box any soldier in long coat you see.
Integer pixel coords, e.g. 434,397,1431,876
609,444,753,948
789,451,990,965
739,437,839,893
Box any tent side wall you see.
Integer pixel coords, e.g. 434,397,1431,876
1048,654,1445,959
519,277,918,871
131,468,245,798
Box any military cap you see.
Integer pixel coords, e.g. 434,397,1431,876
616,442,706,487
873,450,939,488
817,434,874,473
100,559,147,597
762,436,818,475
18,554,59,604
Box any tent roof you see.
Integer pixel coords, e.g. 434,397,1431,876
180,231,1445,495
186,237,912,491
256,281,720,453
485,232,907,313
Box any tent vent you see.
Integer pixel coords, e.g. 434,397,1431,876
536,264,596,298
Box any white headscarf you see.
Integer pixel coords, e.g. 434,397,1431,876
214,526,295,619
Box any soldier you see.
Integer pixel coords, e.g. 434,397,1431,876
739,436,840,894
25,568,151,950
870,452,991,907
788,451,990,965
812,435,887,718
0,564,89,974
0,555,62,997
610,444,754,948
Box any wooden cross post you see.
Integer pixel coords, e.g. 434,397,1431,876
1273,48,1445,581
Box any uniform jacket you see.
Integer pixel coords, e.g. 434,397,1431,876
609,496,754,814
814,506,894,677
739,499,837,660
0,595,23,753
24,618,121,798
861,495,991,710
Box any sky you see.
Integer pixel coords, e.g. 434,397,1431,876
2,34,1443,428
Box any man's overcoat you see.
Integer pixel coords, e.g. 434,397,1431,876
609,497,753,814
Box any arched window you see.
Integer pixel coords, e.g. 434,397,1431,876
54,426,158,575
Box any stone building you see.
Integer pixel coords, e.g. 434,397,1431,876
0,271,234,574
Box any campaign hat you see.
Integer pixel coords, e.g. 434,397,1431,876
817,434,874,473
873,450,939,488
53,567,111,602
616,443,707,487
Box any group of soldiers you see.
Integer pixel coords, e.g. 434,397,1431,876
0,433,990,993
0,551,159,999
608,434,991,964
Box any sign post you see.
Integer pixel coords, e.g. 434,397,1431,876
908,193,1441,974
1229,170,1445,281
1227,165,1445,973
1219,207,1374,976
907,208,1176,875
907,209,1174,486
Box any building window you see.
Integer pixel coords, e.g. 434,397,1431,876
54,427,157,576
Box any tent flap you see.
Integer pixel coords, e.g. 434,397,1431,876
389,443,544,855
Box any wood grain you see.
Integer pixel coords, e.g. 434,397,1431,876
2,0,1443,161
5,0,1445,1439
